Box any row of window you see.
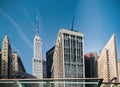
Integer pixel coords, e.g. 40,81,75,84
34,59,41,63
65,69,83,78
64,39,83,46
64,48,83,54
64,33,83,40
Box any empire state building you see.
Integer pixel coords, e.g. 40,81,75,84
32,17,43,78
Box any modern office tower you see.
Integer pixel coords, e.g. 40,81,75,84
46,46,55,78
98,34,118,82
84,52,98,78
11,52,26,78
1,35,12,79
32,17,43,79
51,29,84,78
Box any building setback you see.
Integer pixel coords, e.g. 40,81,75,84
51,29,85,78
84,52,98,78
32,17,43,79
98,34,118,82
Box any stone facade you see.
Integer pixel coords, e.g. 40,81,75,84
98,34,118,82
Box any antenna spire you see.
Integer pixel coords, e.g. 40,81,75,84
71,16,74,31
36,16,39,36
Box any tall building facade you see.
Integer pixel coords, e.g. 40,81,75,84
51,29,85,78
43,60,47,78
46,46,55,78
0,36,26,79
84,52,98,78
11,52,26,78
32,18,43,79
98,34,118,82
118,61,120,82
1,36,12,78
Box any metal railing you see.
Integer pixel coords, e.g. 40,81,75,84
0,78,103,87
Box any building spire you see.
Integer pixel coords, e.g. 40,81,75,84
71,16,74,31
36,16,39,36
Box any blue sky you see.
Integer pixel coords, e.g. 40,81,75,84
0,0,120,74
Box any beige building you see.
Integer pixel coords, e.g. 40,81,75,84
11,52,26,78
1,36,12,78
118,62,120,82
0,35,26,79
98,34,118,82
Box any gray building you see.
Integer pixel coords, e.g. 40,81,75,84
46,46,55,78
43,60,47,78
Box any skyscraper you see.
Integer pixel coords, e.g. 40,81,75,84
32,17,43,79
46,46,55,78
0,35,26,79
84,52,98,78
118,61,120,82
1,36,11,79
98,34,118,82
51,29,85,78
43,60,47,78
11,52,26,78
